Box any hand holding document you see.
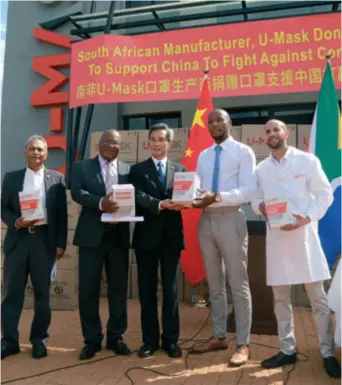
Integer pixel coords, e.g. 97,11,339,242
19,189,46,222
101,184,144,223
51,261,57,281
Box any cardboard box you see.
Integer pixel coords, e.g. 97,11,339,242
297,125,311,152
138,128,189,162
232,126,242,142
24,268,79,311
265,198,296,230
241,124,296,157
110,184,135,218
1,229,6,268
172,172,201,206
90,130,139,163
67,190,81,230
58,231,78,270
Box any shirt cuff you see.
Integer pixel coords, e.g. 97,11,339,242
99,198,103,211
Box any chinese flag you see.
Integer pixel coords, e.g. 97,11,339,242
180,74,214,286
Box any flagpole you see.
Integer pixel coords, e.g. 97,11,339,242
194,68,210,309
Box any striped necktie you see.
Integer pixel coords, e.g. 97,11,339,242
105,161,116,193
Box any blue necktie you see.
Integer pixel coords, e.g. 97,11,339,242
157,161,166,186
211,145,222,192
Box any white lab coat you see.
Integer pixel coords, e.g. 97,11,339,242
252,147,333,286
327,259,341,346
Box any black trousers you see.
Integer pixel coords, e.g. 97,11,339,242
1,227,54,347
135,239,181,348
78,226,129,346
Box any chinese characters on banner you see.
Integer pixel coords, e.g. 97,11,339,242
69,13,341,108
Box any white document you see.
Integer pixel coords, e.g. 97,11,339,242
19,189,46,221
172,172,201,207
50,261,57,281
101,213,144,223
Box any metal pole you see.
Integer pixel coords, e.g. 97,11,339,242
78,1,116,160
71,106,82,165
65,108,74,189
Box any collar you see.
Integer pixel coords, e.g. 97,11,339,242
269,146,293,164
98,154,118,167
152,156,167,168
26,166,45,176
211,136,233,151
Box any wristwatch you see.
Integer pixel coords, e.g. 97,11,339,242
214,193,222,202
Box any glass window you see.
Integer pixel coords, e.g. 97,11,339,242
124,113,181,131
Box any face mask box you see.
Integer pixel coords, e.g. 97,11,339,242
110,184,135,218
265,198,296,230
19,190,46,221
171,172,201,207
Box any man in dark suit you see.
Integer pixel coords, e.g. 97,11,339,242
129,123,186,359
1,135,67,360
71,129,131,360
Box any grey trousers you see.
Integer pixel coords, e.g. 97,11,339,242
272,281,335,358
198,207,252,345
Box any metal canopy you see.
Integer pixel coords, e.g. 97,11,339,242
69,0,340,37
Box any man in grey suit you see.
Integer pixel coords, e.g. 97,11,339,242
71,129,131,360
1,135,67,360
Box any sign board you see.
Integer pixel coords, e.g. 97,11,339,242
70,13,341,107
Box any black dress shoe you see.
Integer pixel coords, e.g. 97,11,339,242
1,343,20,360
32,341,47,359
323,356,341,378
106,339,131,356
79,344,101,360
138,344,159,358
261,352,297,369
161,344,182,358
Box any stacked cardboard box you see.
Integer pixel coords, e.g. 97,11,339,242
241,124,297,163
90,130,139,163
297,125,311,152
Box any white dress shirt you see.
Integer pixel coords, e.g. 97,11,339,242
98,155,118,210
23,166,48,225
196,136,257,208
152,156,167,172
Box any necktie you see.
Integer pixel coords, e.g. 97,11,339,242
211,145,222,192
157,161,166,186
105,162,115,194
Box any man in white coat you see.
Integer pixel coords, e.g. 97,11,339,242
252,119,341,379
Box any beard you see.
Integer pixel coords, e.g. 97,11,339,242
267,138,284,149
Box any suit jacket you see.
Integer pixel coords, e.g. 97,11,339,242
1,168,68,254
71,156,130,249
129,157,186,251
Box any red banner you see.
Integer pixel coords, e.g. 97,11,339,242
70,13,341,107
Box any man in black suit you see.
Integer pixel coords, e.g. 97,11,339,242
1,135,67,360
129,123,186,359
71,129,131,360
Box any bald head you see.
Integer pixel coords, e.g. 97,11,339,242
264,119,289,150
98,129,121,161
208,108,230,121
208,109,231,144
